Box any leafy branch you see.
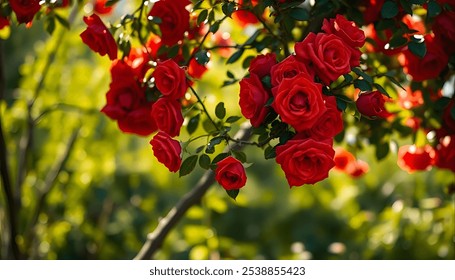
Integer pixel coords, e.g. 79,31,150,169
134,122,253,260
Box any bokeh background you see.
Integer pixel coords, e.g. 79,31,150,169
0,4,454,260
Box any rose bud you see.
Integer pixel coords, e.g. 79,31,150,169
356,90,392,118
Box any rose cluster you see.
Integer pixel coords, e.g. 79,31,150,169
239,15,366,187
361,0,455,174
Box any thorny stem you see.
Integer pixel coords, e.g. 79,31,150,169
188,85,220,131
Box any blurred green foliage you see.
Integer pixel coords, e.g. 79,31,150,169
0,9,454,260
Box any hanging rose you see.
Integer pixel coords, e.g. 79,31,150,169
397,144,435,173
150,131,182,173
80,14,118,60
9,0,41,24
276,137,335,187
239,73,271,127
148,0,190,46
153,59,188,100
356,90,392,119
215,156,247,191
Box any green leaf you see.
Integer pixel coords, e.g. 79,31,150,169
222,2,236,17
261,75,272,89
375,142,390,161
179,155,198,177
167,44,180,58
212,152,230,164
451,106,455,121
226,116,242,123
408,41,427,58
353,68,373,84
336,98,348,112
344,74,353,83
187,114,200,135
148,16,162,24
202,118,217,134
199,154,211,170
226,49,244,64
388,33,408,48
289,7,310,21
381,1,399,19
194,50,210,65
226,71,235,79
54,13,70,29
45,16,56,35
427,1,442,17
374,83,390,98
245,30,262,46
264,146,276,159
215,102,226,119
209,21,220,33
232,150,247,163
400,0,413,15
385,73,406,90
226,189,240,200
206,136,224,154
354,79,373,92
106,0,121,7
197,9,208,25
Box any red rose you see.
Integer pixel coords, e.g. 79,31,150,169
232,0,260,27
153,59,188,99
272,73,326,131
148,0,190,46
334,147,368,178
334,147,356,171
248,53,277,79
443,100,455,133
295,32,352,85
397,144,435,173
321,14,365,67
94,0,114,15
0,16,9,29
239,74,271,127
346,160,369,178
101,61,157,136
150,131,182,173
151,97,184,137
306,95,343,140
9,0,41,24
361,0,385,24
215,156,247,191
276,137,335,187
434,135,455,172
80,14,118,60
398,87,424,109
433,11,455,55
188,56,208,79
398,35,448,82
356,90,392,118
270,55,314,87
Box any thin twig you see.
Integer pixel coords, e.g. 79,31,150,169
134,122,253,260
25,127,80,258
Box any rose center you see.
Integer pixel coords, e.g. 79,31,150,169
290,92,310,112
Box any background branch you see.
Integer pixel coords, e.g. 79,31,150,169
134,122,253,260
0,40,21,259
